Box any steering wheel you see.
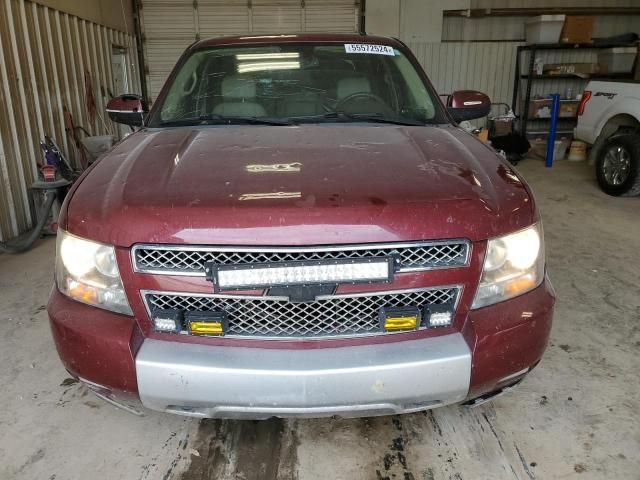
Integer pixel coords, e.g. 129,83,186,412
335,92,391,113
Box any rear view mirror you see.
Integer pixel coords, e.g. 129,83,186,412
447,90,491,123
106,94,148,127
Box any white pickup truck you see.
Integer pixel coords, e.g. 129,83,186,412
575,80,640,196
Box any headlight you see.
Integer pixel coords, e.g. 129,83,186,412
56,229,132,315
472,223,545,309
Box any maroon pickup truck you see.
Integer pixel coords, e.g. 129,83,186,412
48,34,555,419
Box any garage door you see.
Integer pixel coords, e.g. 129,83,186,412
141,0,360,101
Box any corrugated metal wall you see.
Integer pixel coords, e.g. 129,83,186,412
409,41,522,105
140,0,360,101
0,0,140,241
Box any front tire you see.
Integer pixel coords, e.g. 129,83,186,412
596,133,640,196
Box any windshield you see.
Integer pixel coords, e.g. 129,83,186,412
147,43,445,127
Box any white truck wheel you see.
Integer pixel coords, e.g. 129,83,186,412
596,133,640,196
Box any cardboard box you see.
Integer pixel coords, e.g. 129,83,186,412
529,99,552,119
526,134,572,159
559,100,580,118
531,139,546,158
543,62,599,76
560,16,594,44
529,99,580,119
476,128,489,142
492,119,513,136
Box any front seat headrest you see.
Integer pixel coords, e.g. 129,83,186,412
337,76,371,99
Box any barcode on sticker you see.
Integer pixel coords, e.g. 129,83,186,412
345,44,395,56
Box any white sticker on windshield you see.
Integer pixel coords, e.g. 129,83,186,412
344,44,395,56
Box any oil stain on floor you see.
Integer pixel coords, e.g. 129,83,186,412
178,418,298,480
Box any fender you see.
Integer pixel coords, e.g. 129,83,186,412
594,97,640,141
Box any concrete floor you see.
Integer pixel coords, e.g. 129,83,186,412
1,158,639,480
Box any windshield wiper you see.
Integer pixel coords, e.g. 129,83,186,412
292,111,427,126
158,114,292,127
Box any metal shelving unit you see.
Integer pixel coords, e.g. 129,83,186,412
511,42,638,137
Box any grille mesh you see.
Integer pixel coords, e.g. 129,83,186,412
145,287,460,338
134,242,468,275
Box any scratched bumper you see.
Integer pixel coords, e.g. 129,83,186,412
135,333,471,419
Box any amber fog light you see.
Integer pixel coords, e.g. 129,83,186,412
186,311,228,336
379,306,420,331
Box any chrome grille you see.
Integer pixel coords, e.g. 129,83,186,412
133,241,469,276
144,287,460,339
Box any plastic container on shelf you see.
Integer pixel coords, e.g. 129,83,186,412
598,47,637,74
525,15,566,44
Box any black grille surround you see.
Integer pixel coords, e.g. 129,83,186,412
144,287,462,339
133,241,470,276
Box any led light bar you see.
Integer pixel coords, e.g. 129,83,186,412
208,258,394,291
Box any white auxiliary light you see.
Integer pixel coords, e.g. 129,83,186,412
152,310,183,333
425,304,454,328
154,317,180,332
429,311,453,327
211,259,393,291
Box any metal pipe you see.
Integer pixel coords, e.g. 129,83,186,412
445,7,640,17
132,0,148,102
545,94,561,168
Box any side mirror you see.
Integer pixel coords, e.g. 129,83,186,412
447,90,491,123
106,94,148,127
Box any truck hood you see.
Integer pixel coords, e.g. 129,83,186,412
65,124,535,247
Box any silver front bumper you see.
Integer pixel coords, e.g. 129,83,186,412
136,334,471,419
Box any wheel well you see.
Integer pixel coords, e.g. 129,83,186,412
600,114,640,140
590,114,640,162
